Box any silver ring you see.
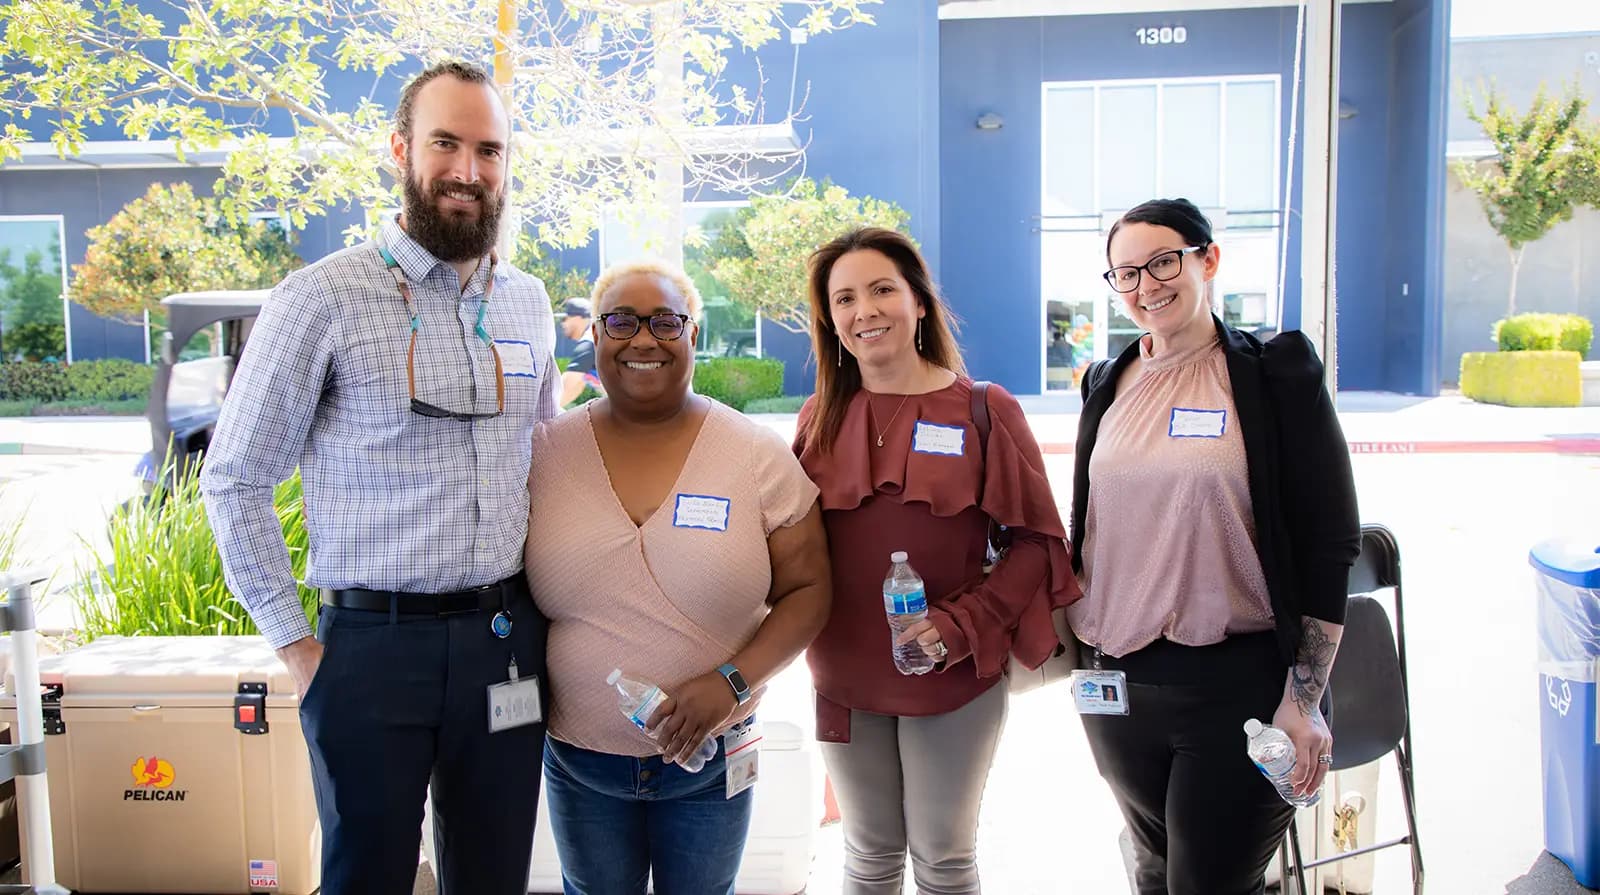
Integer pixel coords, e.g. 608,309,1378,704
1317,754,1334,765
933,642,948,658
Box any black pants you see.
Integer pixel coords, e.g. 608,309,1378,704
1080,632,1295,895
299,578,549,895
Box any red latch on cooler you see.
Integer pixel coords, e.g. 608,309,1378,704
234,682,268,735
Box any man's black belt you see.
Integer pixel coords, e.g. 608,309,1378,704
321,574,524,617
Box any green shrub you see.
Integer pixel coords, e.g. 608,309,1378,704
1494,313,1593,357
0,399,37,417
76,457,317,640
743,395,808,414
0,362,69,402
1460,350,1581,406
63,358,154,402
32,398,146,416
1558,316,1593,357
692,357,784,410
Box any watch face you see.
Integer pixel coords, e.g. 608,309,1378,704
726,668,749,693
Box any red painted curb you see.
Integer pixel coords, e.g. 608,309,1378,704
1039,439,1600,455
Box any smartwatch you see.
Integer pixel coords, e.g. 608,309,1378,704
717,663,752,705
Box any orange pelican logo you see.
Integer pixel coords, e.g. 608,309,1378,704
131,757,175,789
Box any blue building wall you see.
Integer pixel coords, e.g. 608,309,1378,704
936,5,1433,394
2,0,1448,393
1382,0,1451,395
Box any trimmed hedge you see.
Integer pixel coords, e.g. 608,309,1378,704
1460,350,1581,407
0,362,68,402
0,359,153,403
1494,313,1593,357
743,396,808,414
692,357,784,411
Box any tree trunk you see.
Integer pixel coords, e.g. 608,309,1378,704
1507,245,1524,317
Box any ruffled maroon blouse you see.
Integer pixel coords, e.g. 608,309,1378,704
795,378,1081,742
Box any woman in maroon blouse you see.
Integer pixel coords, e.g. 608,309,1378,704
793,227,1081,894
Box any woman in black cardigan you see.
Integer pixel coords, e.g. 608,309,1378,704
1067,198,1360,895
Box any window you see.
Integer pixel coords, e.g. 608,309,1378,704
0,216,69,363
600,202,759,358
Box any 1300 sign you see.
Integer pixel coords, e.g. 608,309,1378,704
1136,26,1188,45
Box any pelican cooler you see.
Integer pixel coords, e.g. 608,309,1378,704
0,635,320,893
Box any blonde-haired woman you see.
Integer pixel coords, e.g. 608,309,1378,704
524,260,832,894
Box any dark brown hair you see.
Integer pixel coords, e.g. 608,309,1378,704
395,61,495,140
1106,197,1214,261
802,227,966,453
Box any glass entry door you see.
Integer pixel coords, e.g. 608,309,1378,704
1040,76,1283,391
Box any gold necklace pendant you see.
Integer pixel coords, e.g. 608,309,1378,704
868,394,911,448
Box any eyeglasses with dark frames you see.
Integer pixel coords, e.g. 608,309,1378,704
598,311,693,342
1102,245,1205,294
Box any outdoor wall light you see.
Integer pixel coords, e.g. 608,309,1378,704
1338,100,1358,120
976,112,1004,130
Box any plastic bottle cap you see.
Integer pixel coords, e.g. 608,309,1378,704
890,551,908,563
606,669,621,686
1243,718,1264,737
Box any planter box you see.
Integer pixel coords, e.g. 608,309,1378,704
1460,351,1582,407
1583,361,1600,407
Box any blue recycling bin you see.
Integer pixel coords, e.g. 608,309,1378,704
1530,538,1600,888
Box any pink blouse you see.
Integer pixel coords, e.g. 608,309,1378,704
525,401,819,756
1067,334,1275,658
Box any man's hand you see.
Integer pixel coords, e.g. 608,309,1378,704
646,671,739,767
277,636,325,699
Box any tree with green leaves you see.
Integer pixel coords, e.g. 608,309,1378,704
510,237,593,309
0,234,66,361
72,182,303,322
1455,83,1600,316
2,0,877,251
706,178,910,334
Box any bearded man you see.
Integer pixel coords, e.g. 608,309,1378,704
202,60,557,895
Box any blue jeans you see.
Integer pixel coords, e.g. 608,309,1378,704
543,735,754,895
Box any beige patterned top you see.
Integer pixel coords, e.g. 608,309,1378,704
1067,334,1274,658
525,399,819,756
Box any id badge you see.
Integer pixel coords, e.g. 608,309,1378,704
1070,669,1130,716
724,718,761,799
488,661,542,733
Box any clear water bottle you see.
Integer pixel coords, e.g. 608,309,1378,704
607,669,719,773
1243,718,1321,807
884,551,935,675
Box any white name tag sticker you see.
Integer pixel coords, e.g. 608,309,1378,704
1169,407,1227,438
673,494,731,532
912,421,965,456
495,339,538,378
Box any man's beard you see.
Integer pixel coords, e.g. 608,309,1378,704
401,168,506,263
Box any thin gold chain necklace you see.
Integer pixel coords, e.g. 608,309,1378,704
867,394,911,448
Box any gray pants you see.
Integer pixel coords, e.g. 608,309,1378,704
819,683,1008,895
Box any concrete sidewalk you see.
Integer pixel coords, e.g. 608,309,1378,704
2,393,1597,457
0,416,150,456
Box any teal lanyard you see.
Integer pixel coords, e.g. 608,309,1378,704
378,244,497,346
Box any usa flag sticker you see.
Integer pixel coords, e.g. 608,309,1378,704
248,858,279,888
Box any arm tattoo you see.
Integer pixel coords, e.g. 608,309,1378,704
1291,619,1337,716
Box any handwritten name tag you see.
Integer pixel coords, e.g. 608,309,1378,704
673,494,731,532
495,340,538,378
912,421,965,456
1169,407,1227,438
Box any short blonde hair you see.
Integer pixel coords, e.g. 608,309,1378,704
590,260,704,320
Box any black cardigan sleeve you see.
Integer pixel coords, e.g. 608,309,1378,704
1261,331,1361,626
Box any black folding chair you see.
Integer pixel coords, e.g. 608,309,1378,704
1281,523,1424,894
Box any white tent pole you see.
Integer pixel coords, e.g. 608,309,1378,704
1299,0,1341,398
